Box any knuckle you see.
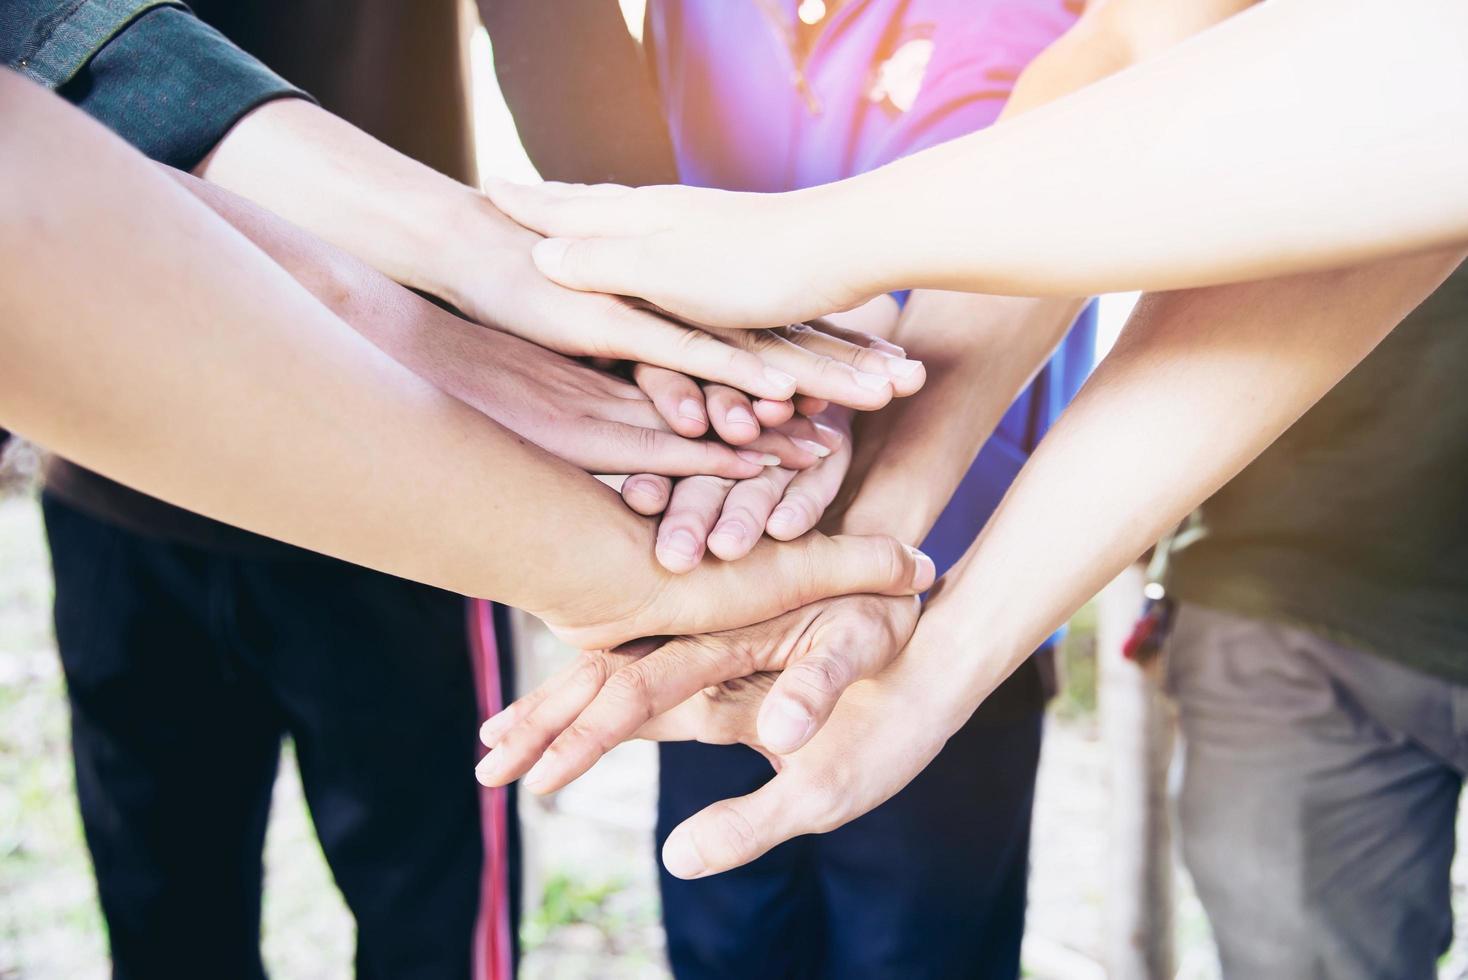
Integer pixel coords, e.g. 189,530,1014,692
570,654,614,690
602,664,657,720
777,540,823,608
721,634,759,675
631,425,662,456
778,490,818,526
703,801,762,858
871,536,908,586
790,655,849,701
563,717,617,756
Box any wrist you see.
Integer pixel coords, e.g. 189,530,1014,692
873,616,985,742
795,180,898,310
826,166,929,297
835,474,946,546
407,187,519,311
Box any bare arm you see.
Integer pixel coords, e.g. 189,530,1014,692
194,98,917,408
839,0,1261,537
472,0,1264,779
0,74,933,649
164,167,788,480
651,247,1465,878
489,0,1468,328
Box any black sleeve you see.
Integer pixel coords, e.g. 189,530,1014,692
4,0,310,169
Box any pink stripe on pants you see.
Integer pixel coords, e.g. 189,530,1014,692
468,599,513,980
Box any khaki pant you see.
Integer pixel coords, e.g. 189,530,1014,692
1166,604,1467,980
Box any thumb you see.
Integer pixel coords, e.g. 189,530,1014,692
662,775,821,879
757,596,918,754
785,534,935,606
533,236,645,296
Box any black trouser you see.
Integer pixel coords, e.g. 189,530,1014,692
43,494,510,980
657,663,1045,980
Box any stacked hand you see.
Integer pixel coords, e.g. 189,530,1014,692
482,178,878,331
441,194,918,403
194,153,946,876
479,593,962,879
439,189,955,878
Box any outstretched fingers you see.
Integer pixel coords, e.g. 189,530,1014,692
519,632,759,794
476,644,650,787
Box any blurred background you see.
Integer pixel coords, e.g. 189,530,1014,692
4,4,1468,979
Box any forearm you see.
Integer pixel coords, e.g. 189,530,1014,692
831,0,1215,541
195,97,513,313
0,76,653,617
829,0,1468,297
904,249,1465,727
167,166,500,387
835,294,1082,544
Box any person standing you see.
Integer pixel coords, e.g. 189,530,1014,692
12,3,515,976
1161,263,1468,979
638,3,1093,976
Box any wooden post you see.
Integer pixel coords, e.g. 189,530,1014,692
1097,564,1176,979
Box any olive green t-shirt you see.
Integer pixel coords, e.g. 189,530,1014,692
1167,261,1468,684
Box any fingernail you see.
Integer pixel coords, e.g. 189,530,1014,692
768,505,799,533
763,367,797,393
625,477,658,498
475,753,500,786
726,406,758,430
522,757,552,793
480,713,509,746
792,438,831,458
736,450,781,467
662,528,700,562
663,826,707,879
532,237,570,275
854,371,892,392
870,339,906,356
908,546,937,591
761,697,814,753
812,422,845,446
678,398,706,423
710,520,747,548
883,358,924,379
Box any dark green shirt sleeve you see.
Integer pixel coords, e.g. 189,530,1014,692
3,0,310,170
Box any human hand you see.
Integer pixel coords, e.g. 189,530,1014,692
652,658,958,879
441,197,915,403
382,304,798,479
621,409,854,572
165,162,794,479
531,521,933,651
482,178,878,331
476,593,920,789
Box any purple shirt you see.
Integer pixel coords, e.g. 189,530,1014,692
647,0,1096,577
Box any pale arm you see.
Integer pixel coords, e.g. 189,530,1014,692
0,75,933,649
838,0,1257,539
490,0,1468,328
195,98,916,408
474,0,1259,776
654,247,1465,878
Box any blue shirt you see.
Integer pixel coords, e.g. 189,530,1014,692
646,0,1096,577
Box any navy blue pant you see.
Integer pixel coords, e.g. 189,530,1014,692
657,662,1044,980
43,494,516,980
